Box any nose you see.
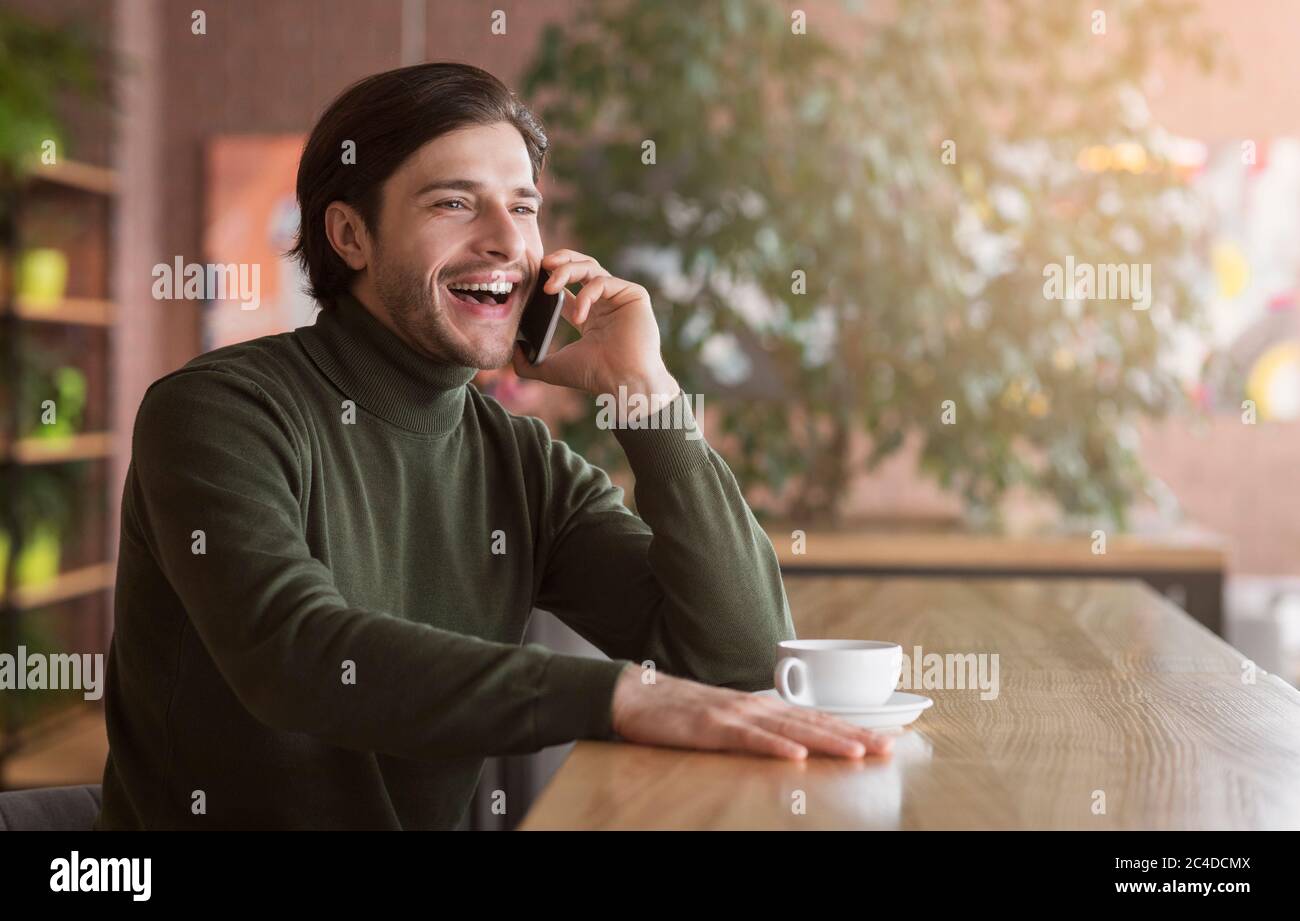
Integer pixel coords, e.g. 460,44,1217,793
470,198,527,266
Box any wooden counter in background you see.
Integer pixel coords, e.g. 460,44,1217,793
762,521,1228,635
521,577,1300,830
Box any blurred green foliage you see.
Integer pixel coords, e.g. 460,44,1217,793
523,0,1220,528
0,9,101,187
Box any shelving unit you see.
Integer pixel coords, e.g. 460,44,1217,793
6,562,116,611
7,296,115,327
1,431,115,465
0,159,118,787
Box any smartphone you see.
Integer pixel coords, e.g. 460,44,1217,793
515,267,567,364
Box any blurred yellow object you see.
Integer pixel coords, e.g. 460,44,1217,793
1077,145,1112,172
1026,392,1050,417
1212,240,1250,300
1076,142,1155,174
1246,341,1300,421
0,524,62,595
1112,142,1149,173
17,248,69,309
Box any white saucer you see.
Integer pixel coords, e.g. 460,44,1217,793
753,688,933,730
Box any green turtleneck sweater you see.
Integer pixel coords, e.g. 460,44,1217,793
95,291,793,830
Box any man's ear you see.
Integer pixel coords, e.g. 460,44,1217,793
324,201,371,271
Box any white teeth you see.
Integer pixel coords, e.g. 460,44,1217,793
448,281,514,294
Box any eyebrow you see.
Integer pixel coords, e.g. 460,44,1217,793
414,178,543,204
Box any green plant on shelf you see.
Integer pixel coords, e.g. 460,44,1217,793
0,9,102,195
0,523,61,593
15,339,87,440
0,463,83,595
0,9,109,745
31,366,87,441
16,247,69,308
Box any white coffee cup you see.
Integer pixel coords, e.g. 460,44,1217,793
774,639,902,708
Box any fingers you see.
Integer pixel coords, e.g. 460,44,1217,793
796,710,891,753
718,721,809,761
768,713,893,757
611,675,895,764
544,254,608,298
541,249,601,272
567,275,650,330
564,275,613,328
537,252,653,335
558,284,586,329
541,253,613,328
755,714,869,758
750,696,894,756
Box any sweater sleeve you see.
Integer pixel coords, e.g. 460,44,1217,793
128,369,629,760
534,391,796,690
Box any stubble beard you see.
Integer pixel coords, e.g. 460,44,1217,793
370,250,516,370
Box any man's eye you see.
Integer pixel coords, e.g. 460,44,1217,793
438,200,467,210
514,206,537,215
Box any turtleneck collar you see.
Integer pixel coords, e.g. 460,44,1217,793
297,290,478,436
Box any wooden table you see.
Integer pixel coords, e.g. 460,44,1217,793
521,577,1300,830
763,522,1228,635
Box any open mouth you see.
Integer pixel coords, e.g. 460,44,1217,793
445,282,515,309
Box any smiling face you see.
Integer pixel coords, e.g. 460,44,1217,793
347,121,544,368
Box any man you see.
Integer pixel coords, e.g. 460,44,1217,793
96,62,890,831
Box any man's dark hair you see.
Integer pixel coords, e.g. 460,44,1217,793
290,62,548,308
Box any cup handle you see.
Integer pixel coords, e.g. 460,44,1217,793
774,657,815,706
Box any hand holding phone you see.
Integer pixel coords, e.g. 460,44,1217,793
511,249,678,401
515,267,567,365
